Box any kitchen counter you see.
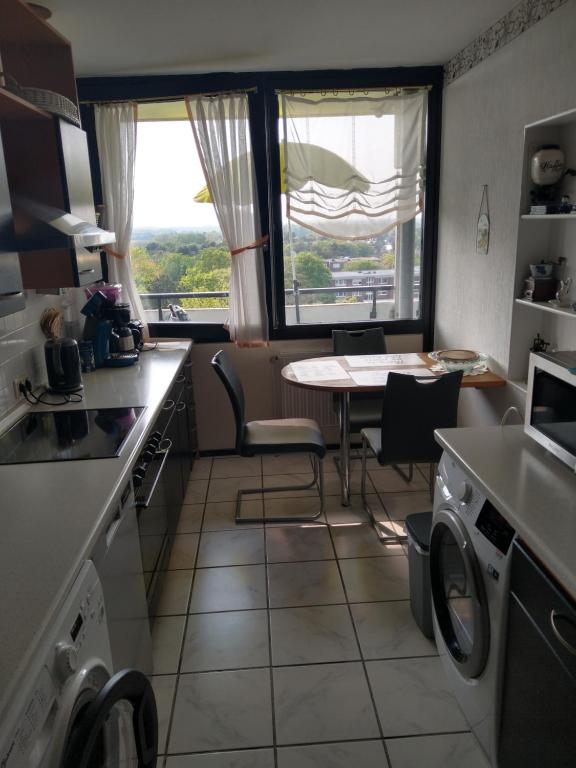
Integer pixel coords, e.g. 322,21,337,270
435,425,576,599
0,341,191,719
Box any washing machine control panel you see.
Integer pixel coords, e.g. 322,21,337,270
0,563,110,768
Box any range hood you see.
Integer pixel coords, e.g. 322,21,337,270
13,197,115,251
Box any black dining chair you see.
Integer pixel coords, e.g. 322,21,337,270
332,328,387,434
360,370,463,542
211,350,326,523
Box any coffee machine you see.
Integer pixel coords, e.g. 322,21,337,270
81,290,142,368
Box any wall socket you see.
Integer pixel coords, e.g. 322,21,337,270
12,377,28,401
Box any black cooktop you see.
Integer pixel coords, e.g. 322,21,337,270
0,407,145,465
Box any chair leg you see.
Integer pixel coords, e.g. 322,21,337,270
235,454,324,524
361,435,407,545
391,462,414,483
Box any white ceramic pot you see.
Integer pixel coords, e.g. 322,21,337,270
531,145,565,186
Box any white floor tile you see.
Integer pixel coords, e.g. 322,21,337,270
385,733,490,768
266,525,334,562
166,751,275,768
208,476,262,503
167,534,200,570
273,662,379,745
339,556,410,602
169,669,273,752
270,605,359,665
154,570,193,616
380,491,432,521
369,469,428,494
262,453,313,475
264,497,325,524
268,560,345,608
197,529,265,567
277,740,389,768
351,601,437,659
211,456,262,478
332,524,404,558
190,457,213,480
189,565,267,613
367,657,469,737
176,504,204,534
184,479,209,505
181,610,269,672
204,500,263,530
151,675,177,754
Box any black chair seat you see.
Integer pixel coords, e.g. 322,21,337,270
349,398,384,433
243,418,326,457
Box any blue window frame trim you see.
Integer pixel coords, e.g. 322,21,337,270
78,67,443,349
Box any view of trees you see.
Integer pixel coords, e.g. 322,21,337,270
130,220,421,312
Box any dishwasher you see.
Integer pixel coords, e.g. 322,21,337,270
497,539,576,767
91,479,152,675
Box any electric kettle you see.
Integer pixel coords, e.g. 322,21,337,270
45,338,83,393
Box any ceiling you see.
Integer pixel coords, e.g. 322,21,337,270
42,0,521,78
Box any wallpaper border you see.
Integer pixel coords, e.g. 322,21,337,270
445,0,570,85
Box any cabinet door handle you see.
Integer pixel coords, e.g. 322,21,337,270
162,399,175,411
135,439,172,509
550,609,576,655
78,268,96,275
0,291,24,299
176,373,185,383
176,400,186,412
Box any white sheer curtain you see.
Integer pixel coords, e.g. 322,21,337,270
186,93,268,347
94,102,148,336
281,89,427,240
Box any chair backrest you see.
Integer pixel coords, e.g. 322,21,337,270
377,370,463,465
211,350,245,453
332,327,387,356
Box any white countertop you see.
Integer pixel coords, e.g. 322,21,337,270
435,425,576,599
0,342,191,719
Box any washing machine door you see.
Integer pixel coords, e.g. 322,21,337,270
61,669,157,768
430,506,490,679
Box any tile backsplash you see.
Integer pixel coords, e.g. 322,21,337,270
0,290,65,418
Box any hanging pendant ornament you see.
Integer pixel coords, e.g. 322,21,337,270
476,184,490,256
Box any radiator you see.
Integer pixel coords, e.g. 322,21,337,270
271,351,339,429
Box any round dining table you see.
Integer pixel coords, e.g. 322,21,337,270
281,352,506,505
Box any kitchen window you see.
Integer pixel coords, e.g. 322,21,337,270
79,67,442,345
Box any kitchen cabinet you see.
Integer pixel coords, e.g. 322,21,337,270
508,108,576,393
498,540,576,767
0,0,106,288
135,357,197,616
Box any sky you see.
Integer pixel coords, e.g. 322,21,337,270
133,121,220,229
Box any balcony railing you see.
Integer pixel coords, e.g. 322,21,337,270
140,282,420,324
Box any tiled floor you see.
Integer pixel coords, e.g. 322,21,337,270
151,454,490,768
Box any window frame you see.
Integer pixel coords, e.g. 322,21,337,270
78,67,443,349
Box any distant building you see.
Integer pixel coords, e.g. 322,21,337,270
330,268,420,301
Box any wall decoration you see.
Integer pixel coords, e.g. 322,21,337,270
445,0,570,85
476,185,490,256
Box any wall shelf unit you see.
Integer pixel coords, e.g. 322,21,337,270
515,298,576,319
508,108,576,389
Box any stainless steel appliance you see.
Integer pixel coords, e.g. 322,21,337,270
430,453,516,765
44,337,83,394
0,561,157,768
0,407,144,465
0,129,24,318
525,350,576,471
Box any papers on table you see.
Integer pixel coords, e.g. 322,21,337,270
348,368,435,387
290,360,349,383
344,353,425,368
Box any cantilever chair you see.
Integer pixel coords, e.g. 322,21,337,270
332,328,387,434
360,370,462,542
211,350,326,523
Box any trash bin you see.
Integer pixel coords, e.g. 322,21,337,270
405,511,434,639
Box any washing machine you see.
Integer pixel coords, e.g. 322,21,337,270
0,561,157,768
430,453,516,766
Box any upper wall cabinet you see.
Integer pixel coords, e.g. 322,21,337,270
0,0,111,289
508,108,576,390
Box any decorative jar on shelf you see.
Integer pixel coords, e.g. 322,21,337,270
530,145,565,186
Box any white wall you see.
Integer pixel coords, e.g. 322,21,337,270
436,0,576,424
0,291,65,417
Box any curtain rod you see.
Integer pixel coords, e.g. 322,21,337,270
276,85,433,97
80,87,258,106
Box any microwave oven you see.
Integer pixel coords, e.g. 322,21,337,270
525,351,576,471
